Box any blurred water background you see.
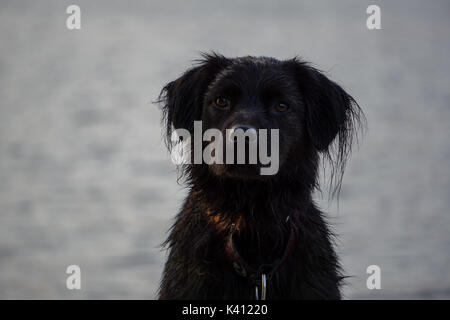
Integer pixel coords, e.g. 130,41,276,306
0,0,449,299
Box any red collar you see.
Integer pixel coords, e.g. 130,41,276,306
224,215,297,284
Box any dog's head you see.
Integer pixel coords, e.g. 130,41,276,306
158,53,363,192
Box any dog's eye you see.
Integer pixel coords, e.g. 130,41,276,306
215,97,229,108
275,102,289,112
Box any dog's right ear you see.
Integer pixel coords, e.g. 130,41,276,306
158,53,230,148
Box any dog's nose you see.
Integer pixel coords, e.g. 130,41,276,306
228,125,258,143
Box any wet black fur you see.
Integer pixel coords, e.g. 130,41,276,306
157,53,364,299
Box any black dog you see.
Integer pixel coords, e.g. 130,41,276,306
157,53,363,299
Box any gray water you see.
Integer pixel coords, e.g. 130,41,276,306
0,0,449,299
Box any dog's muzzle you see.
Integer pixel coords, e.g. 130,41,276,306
227,124,258,143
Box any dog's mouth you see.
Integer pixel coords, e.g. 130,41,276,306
207,145,280,179
209,162,264,179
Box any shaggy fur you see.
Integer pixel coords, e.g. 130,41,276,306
157,53,364,299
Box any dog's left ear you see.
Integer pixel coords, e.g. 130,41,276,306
158,53,230,148
286,59,360,151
